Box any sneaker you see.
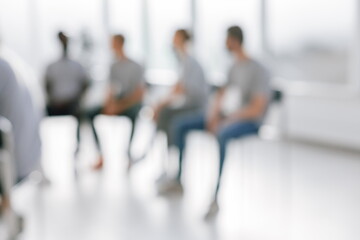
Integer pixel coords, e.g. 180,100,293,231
204,199,219,220
157,179,184,196
92,156,104,171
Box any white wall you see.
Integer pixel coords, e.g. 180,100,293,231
285,86,360,150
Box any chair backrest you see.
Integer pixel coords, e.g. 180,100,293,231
271,89,284,104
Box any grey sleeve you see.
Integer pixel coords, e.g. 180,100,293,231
179,60,190,85
224,66,234,88
44,66,52,84
109,64,116,83
251,65,271,97
134,65,145,86
78,64,90,84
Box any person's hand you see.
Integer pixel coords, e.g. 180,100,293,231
206,115,220,134
152,104,163,122
102,101,118,115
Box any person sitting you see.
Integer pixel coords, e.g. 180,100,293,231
152,29,209,182
164,26,271,218
44,31,90,156
0,57,43,238
88,34,146,170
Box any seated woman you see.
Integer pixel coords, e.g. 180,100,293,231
152,29,210,182
44,31,90,155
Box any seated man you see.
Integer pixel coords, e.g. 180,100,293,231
89,34,145,170
166,26,271,217
45,31,90,155
153,29,209,178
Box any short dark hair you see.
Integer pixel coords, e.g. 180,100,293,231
227,26,244,45
113,34,125,45
57,31,69,55
176,29,192,42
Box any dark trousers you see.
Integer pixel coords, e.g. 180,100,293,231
47,102,82,152
87,104,142,157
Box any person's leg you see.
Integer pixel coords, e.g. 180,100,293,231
214,121,259,200
157,105,197,146
172,112,206,181
120,104,142,160
86,107,104,169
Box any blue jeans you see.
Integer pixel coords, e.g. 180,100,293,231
172,112,259,199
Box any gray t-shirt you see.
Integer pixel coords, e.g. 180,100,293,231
45,58,89,103
223,59,271,123
179,55,209,108
0,58,41,180
109,58,145,97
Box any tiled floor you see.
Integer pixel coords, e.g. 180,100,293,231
6,116,360,240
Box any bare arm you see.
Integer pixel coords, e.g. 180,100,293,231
152,82,185,121
115,85,145,111
224,94,268,124
103,85,145,115
159,82,184,107
206,87,225,133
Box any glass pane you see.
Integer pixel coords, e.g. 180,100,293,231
197,0,261,85
147,0,191,74
0,0,34,67
36,0,106,78
269,0,355,83
109,0,144,64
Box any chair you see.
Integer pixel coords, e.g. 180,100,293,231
0,117,23,240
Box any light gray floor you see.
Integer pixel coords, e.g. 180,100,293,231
5,116,360,240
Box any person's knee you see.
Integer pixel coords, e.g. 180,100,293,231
217,128,230,149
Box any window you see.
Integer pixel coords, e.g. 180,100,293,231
268,0,356,84
196,0,262,85
109,0,144,64
36,0,106,78
147,0,192,84
0,0,34,68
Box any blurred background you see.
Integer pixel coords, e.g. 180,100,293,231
1,0,360,239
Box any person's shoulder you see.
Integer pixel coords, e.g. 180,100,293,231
127,58,143,68
0,58,12,72
0,58,17,88
248,58,267,71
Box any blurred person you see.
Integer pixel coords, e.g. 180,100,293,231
45,31,90,156
88,34,145,170
152,29,209,181
160,26,271,218
0,56,44,238
0,57,42,185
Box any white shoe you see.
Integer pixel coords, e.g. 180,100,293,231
157,179,184,196
204,199,219,220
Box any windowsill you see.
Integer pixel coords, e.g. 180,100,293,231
274,77,360,100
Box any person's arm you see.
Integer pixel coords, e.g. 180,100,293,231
206,87,225,133
113,85,145,113
79,70,91,99
159,82,184,108
223,94,268,125
44,69,53,104
152,82,184,121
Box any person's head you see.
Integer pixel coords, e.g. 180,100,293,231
58,31,69,57
173,29,191,51
226,26,244,52
112,34,125,53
